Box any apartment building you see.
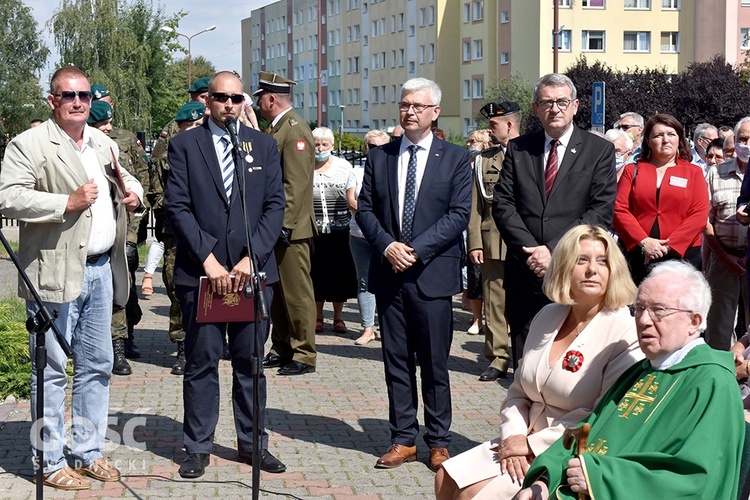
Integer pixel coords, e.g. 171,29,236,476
242,0,750,139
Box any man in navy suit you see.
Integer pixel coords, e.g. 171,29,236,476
165,71,287,478
492,73,617,366
356,78,472,473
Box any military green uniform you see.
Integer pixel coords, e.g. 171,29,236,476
467,146,509,372
267,109,318,367
109,126,149,342
149,119,185,342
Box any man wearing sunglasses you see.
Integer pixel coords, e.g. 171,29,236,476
614,111,644,164
0,66,144,490
165,70,287,478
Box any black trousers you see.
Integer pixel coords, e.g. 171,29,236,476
177,285,273,454
376,275,453,449
505,290,552,368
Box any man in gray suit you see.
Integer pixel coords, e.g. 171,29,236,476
0,66,143,491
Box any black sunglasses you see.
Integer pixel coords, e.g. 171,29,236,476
53,90,93,104
211,92,245,104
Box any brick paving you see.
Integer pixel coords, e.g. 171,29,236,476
0,254,510,499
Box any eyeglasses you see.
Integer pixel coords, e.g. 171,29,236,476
618,124,640,131
211,92,245,104
398,102,437,114
535,98,573,110
53,90,93,104
629,304,694,321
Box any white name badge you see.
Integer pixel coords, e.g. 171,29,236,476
669,176,688,188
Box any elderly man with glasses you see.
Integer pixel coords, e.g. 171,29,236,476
515,261,744,500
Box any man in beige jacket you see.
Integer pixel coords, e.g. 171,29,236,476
0,66,143,491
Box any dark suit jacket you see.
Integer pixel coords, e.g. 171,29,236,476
356,138,472,298
165,120,286,287
492,126,616,294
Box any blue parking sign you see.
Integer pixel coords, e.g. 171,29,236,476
591,82,605,128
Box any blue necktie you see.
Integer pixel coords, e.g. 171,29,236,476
220,136,234,202
401,144,419,245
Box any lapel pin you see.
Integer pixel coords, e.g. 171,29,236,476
571,148,577,154
245,154,254,163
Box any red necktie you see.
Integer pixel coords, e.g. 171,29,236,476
545,139,560,198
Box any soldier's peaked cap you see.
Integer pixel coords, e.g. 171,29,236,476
252,72,297,97
480,101,520,119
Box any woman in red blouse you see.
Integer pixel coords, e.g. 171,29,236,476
614,113,709,284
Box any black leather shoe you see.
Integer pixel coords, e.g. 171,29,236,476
179,453,210,478
124,338,141,359
238,450,287,473
479,367,507,382
262,353,282,368
171,341,186,376
278,361,315,376
112,340,132,376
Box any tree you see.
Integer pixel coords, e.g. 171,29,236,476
50,0,183,134
482,72,538,134
151,55,215,131
0,0,49,137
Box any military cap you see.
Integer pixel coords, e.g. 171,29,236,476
480,101,520,119
252,71,297,96
188,76,211,94
91,84,110,100
175,101,206,123
87,100,113,124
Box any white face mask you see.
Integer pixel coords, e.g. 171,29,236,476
468,145,481,156
315,150,332,162
735,142,750,163
615,154,626,171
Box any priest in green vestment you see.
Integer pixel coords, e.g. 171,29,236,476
515,261,745,500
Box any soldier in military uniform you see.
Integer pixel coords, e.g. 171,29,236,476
91,85,151,375
467,102,521,381
254,72,318,376
149,77,211,375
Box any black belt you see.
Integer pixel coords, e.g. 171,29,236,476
720,244,747,257
86,251,109,264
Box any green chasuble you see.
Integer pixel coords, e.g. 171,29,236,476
524,343,744,500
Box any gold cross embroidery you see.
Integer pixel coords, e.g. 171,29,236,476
585,438,609,455
618,374,658,419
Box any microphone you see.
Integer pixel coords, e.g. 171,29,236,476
223,116,243,153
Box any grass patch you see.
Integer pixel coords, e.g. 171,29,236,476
0,239,19,259
0,295,30,400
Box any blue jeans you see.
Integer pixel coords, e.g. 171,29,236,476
28,254,114,473
349,234,376,328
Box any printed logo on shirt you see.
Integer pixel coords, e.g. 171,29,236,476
296,140,306,151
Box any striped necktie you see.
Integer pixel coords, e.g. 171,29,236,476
401,144,419,245
544,139,560,198
220,136,234,202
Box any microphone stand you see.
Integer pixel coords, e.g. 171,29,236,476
0,227,72,500
224,118,268,500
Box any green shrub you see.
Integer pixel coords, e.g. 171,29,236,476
0,296,30,400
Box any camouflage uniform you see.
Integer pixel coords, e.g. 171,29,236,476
110,126,150,342
149,119,185,342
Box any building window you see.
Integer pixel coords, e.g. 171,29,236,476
741,28,750,50
553,29,572,51
624,0,651,9
463,80,471,99
419,8,426,27
428,6,435,25
500,52,510,64
463,3,471,22
472,0,484,20
409,61,416,73
558,0,572,7
660,31,679,52
500,11,510,23
624,31,651,52
473,40,483,59
420,45,426,64
398,49,405,67
409,25,415,37
463,41,471,62
661,0,679,9
743,0,750,6
429,43,435,62
473,78,483,99
398,13,404,31
582,30,605,51
582,0,605,6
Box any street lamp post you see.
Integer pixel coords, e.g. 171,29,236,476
338,105,345,155
161,25,217,88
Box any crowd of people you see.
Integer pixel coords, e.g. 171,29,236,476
1,66,749,497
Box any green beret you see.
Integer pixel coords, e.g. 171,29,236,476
188,77,211,94
87,101,113,125
175,102,206,123
91,84,110,100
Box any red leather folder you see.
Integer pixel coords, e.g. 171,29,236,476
196,276,261,323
